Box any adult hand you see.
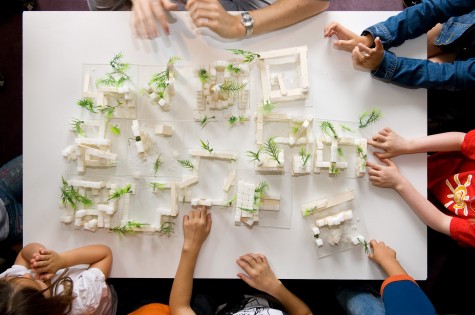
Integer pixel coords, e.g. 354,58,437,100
324,21,373,52
368,127,409,159
236,253,282,297
352,37,384,71
182,205,212,252
186,0,243,39
366,158,405,190
130,0,179,39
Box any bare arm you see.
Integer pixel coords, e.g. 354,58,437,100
368,240,407,277
30,245,113,279
368,127,465,158
187,0,329,39
367,158,452,235
14,243,45,267
170,206,212,315
237,253,312,315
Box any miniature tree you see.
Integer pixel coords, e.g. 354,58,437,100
178,159,194,170
71,118,86,137
246,148,262,163
111,221,146,237
200,139,214,154
359,108,382,128
200,115,215,127
108,184,132,201
77,98,96,113
153,154,163,176
320,121,339,140
197,67,210,84
149,182,168,192
261,99,275,113
159,221,175,236
110,124,121,135
263,137,282,165
96,52,130,88
227,48,260,63
60,177,92,210
299,147,311,167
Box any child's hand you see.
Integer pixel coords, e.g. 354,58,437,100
352,37,384,71
236,253,282,297
324,21,373,52
182,205,212,252
368,127,409,158
366,157,405,191
368,239,397,267
30,248,63,281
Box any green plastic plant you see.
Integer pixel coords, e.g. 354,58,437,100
263,137,282,165
110,221,146,237
71,118,86,137
226,64,241,74
108,184,132,201
340,123,353,133
153,155,163,176
96,52,130,88
357,237,370,254
337,147,344,158
178,159,194,170
77,98,97,113
246,148,261,163
200,115,215,127
329,162,340,176
228,116,238,125
149,182,168,192
200,139,213,154
227,49,260,63
159,221,175,236
356,145,367,171
320,121,339,140
299,147,311,167
291,122,303,135
147,56,181,98
110,124,121,136
218,80,246,96
261,100,275,113
253,180,269,209
226,194,237,206
60,177,92,210
359,108,382,128
198,67,210,84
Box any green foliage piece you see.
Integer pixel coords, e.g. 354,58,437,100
320,121,339,140
77,98,97,113
253,180,269,209
227,49,260,63
167,56,182,66
299,147,311,167
329,162,340,176
153,155,163,176
149,182,168,192
359,108,382,128
178,159,194,170
218,80,247,96
246,148,261,162
226,194,237,206
96,101,120,120
261,100,275,113
200,115,215,127
160,221,175,236
200,139,214,154
111,221,146,237
337,147,344,158
340,124,353,133
357,145,367,171
96,52,130,88
357,237,370,254
226,64,241,74
238,115,246,123
110,124,121,136
71,118,86,137
263,137,282,165
228,116,238,125
108,184,132,201
60,177,92,210
291,121,304,135
198,67,210,84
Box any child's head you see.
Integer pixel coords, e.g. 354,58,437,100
0,272,76,315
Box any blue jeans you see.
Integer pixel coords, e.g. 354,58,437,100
0,155,23,243
336,286,385,315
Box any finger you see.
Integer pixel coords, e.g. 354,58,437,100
151,0,169,36
380,158,394,167
357,43,372,57
373,151,389,160
206,213,212,231
374,37,384,51
236,272,253,286
183,214,189,224
365,161,379,170
199,205,207,217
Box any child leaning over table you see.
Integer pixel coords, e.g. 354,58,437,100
0,243,116,315
366,127,475,247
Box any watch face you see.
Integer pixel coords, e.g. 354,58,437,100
242,15,253,27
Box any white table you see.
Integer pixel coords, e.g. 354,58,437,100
23,11,427,279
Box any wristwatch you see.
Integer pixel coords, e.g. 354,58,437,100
240,11,254,37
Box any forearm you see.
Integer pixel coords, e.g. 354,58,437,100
251,0,329,36
268,282,312,315
378,258,407,277
60,245,112,269
15,243,45,267
395,177,451,235
170,248,200,315
405,132,465,154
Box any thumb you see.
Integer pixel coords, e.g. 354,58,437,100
374,37,384,51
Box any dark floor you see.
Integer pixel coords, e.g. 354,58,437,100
1,0,475,314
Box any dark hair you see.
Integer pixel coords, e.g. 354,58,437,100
0,271,76,315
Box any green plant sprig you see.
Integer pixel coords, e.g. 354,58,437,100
357,237,370,254
253,180,269,209
337,147,344,158
153,155,163,176
359,108,382,128
200,139,214,154
77,98,97,113
226,64,241,74
227,49,260,63
299,147,311,167
200,115,215,127
226,194,237,206
320,121,339,140
178,159,194,170
198,67,209,84
261,100,275,113
96,52,130,88
218,80,247,96
71,118,86,137
149,182,168,192
108,184,132,201
246,148,261,162
329,162,340,176
263,137,282,165
110,124,121,135
110,221,146,237
60,177,92,210
159,221,175,236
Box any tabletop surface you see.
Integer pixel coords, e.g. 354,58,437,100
23,11,427,279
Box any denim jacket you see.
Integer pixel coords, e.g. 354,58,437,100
363,0,475,91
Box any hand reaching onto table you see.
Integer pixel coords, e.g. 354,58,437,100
130,0,180,39
368,127,410,159
366,158,406,191
236,253,282,296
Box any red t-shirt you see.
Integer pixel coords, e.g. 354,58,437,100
428,130,475,247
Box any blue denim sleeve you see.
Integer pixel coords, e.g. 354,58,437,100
372,52,475,91
363,0,474,49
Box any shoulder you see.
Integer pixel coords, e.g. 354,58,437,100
0,265,29,278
